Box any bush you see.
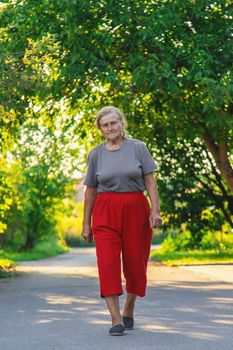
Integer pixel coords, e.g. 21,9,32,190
33,238,69,256
0,237,69,263
200,231,233,252
160,230,192,252
55,199,90,247
160,225,233,253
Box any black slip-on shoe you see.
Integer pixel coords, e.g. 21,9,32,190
109,324,125,336
122,316,134,330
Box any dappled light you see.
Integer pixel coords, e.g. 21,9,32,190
209,297,233,304
140,324,221,341
1,246,233,349
0,1,233,348
212,320,233,325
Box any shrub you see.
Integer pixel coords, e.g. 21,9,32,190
55,199,88,246
200,231,233,252
160,230,193,252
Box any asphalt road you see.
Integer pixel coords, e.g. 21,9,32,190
0,247,233,350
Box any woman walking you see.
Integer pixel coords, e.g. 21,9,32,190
81,106,162,335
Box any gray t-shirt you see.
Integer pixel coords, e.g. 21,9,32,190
83,138,158,193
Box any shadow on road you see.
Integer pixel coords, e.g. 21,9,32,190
0,246,233,349
1,266,233,350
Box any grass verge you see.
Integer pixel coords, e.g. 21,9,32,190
0,259,17,278
150,249,233,266
0,239,69,278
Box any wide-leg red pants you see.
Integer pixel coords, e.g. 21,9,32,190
92,192,153,298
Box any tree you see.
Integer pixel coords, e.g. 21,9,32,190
0,0,232,245
2,0,232,190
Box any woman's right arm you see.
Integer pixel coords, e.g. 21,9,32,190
81,186,97,243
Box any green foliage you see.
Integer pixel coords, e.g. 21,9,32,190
140,128,232,244
200,230,233,252
160,222,233,253
0,110,81,250
55,199,95,247
160,230,193,253
0,0,233,255
0,160,69,250
24,238,69,259
0,156,20,237
55,199,83,245
0,258,16,278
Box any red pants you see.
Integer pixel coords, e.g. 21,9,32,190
92,192,153,298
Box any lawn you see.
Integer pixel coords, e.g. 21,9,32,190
0,239,69,277
150,249,233,266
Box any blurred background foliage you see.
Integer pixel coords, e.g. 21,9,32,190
0,0,233,265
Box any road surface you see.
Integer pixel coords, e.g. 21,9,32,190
0,247,233,350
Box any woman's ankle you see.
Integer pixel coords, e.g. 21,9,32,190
122,311,134,318
122,303,135,317
123,293,136,317
112,315,123,326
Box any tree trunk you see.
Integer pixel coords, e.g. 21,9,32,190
202,128,233,193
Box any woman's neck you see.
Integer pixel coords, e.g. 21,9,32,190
104,137,124,150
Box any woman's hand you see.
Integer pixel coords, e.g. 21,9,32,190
81,225,93,243
81,187,97,244
149,211,162,229
144,173,162,229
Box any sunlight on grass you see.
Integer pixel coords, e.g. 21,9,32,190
0,239,69,262
150,249,233,266
0,238,70,278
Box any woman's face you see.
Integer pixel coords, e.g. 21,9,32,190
99,113,123,141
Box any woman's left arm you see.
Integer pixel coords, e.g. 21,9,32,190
144,173,163,229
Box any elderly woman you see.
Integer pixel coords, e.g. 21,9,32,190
81,106,162,336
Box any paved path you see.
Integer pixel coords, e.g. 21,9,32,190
0,247,233,350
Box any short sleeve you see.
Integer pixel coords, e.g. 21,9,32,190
136,142,158,175
83,152,98,187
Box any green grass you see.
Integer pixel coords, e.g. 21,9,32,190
1,239,69,261
150,248,233,266
0,239,69,277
